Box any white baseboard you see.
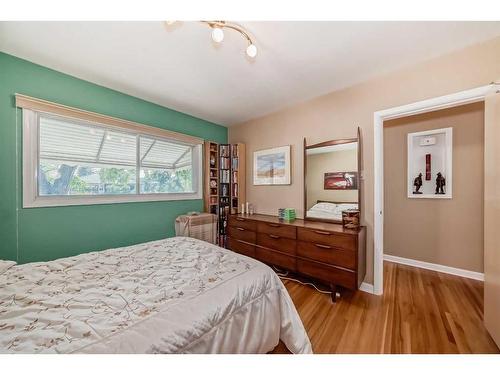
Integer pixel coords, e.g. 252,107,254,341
383,254,484,281
359,282,374,294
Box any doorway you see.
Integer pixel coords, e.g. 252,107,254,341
372,84,495,295
383,102,484,279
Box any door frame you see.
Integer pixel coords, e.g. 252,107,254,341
373,84,496,295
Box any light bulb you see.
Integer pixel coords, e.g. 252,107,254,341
246,44,257,58
211,27,224,43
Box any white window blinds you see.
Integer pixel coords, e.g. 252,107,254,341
19,95,203,207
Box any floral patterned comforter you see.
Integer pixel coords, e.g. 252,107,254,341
0,237,311,354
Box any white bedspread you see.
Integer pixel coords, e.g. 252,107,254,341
306,202,358,221
0,237,311,354
306,210,342,221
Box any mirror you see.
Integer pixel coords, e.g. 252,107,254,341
304,127,361,224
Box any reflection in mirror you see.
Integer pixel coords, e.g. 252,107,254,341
305,139,359,223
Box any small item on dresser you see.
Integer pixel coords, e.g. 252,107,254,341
249,204,254,215
241,203,245,214
246,202,249,213
278,208,296,222
342,209,360,229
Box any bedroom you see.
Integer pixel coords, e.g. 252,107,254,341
1,0,500,373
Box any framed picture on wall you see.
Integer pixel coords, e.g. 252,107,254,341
253,145,291,185
324,171,358,190
407,127,452,199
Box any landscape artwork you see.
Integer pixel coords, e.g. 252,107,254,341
253,145,291,185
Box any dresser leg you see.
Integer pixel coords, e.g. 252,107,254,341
330,284,337,303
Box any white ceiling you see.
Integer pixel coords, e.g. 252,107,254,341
1,21,500,126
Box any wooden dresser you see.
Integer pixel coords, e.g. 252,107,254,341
227,213,366,301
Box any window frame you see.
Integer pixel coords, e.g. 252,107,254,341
22,106,203,208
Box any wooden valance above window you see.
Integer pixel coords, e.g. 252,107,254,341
15,94,204,145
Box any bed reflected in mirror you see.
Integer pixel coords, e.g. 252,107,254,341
304,128,361,224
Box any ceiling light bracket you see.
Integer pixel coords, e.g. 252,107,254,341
201,21,257,58
165,21,258,59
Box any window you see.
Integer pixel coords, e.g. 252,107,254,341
39,115,138,196
139,136,194,194
21,102,202,208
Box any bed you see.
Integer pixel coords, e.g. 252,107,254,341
0,237,311,354
306,201,358,221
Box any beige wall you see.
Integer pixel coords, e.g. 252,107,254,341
383,103,484,272
306,149,358,209
229,36,500,284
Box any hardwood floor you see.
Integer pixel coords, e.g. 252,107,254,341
273,261,499,354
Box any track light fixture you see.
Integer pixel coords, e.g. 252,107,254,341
166,21,258,59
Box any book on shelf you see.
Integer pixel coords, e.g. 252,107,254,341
220,157,230,169
220,145,230,157
231,158,240,171
220,169,230,183
231,144,239,158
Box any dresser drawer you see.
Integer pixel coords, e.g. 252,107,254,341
228,237,255,258
257,232,296,255
297,241,356,269
257,222,296,239
227,225,256,243
297,259,357,290
256,247,296,271
297,227,356,250
228,216,256,231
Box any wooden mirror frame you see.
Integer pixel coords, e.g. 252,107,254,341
303,127,362,224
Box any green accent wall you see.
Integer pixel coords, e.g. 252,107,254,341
0,52,227,264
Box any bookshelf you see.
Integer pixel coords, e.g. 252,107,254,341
218,144,231,247
230,143,246,215
204,141,245,247
204,141,219,215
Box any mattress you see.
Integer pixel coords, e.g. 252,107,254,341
0,237,311,354
306,202,358,221
306,210,342,221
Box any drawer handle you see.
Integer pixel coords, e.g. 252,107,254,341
313,230,331,235
268,223,281,227
315,243,332,249
236,227,245,231
269,234,281,239
236,218,245,221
